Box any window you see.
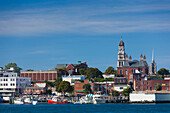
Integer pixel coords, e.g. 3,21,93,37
120,70,122,74
138,86,140,89
132,69,133,73
147,86,149,89
147,82,149,85
150,87,152,91
155,83,157,86
138,82,140,85
120,87,123,89
125,70,127,75
143,82,145,85
134,69,136,73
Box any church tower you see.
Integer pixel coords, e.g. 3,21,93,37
117,40,126,67
149,50,157,75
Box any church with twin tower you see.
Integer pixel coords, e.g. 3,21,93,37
117,40,157,76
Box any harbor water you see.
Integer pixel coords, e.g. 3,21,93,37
0,103,170,113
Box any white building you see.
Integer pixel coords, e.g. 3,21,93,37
130,91,170,102
102,74,115,79
0,69,31,100
62,75,85,85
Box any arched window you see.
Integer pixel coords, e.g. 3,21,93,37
125,70,127,75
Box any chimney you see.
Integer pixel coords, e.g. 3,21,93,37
125,54,128,60
140,54,143,61
129,56,132,62
143,55,146,61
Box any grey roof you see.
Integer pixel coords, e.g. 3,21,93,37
124,60,148,68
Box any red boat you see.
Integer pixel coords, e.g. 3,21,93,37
48,96,68,104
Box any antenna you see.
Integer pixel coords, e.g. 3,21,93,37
152,49,154,62
121,34,123,40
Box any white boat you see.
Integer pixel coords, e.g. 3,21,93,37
74,101,82,104
32,100,37,105
14,98,24,104
24,97,31,104
93,91,106,104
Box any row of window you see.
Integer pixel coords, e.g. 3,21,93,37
138,82,168,86
120,69,145,75
0,83,15,86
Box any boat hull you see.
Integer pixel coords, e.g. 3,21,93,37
48,100,68,104
93,99,105,104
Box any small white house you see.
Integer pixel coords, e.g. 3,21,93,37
102,74,115,79
62,75,85,85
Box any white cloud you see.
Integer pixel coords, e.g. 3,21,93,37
0,3,170,36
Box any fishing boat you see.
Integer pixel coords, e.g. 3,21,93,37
93,91,106,104
48,96,68,104
14,98,24,104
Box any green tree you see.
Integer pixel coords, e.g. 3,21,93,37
5,63,22,73
157,68,169,75
85,68,103,79
58,81,71,96
83,83,92,94
156,84,162,91
79,68,85,75
112,90,120,97
26,69,34,71
104,66,116,74
122,86,132,97
45,80,54,87
56,67,68,75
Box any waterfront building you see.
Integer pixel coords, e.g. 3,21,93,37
51,61,88,75
62,75,85,85
134,79,170,91
117,40,149,76
130,91,170,102
24,83,47,95
74,78,128,96
0,68,31,99
20,71,62,82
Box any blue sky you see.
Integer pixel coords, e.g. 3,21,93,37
0,0,170,72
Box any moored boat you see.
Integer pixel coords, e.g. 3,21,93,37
93,91,106,104
48,96,68,104
14,98,24,104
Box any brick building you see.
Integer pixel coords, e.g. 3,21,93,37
117,40,149,77
20,71,62,82
51,61,88,75
134,79,170,91
74,78,128,96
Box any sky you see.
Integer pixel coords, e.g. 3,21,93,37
0,0,170,72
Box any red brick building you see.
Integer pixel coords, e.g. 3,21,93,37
134,79,170,91
74,78,128,96
20,71,62,82
117,40,149,77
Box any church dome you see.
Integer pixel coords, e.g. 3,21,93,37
119,40,124,46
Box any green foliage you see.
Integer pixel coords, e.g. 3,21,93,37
156,84,162,91
58,81,72,95
157,68,169,75
104,66,116,74
112,90,120,97
46,89,52,95
149,76,164,80
116,74,124,77
79,68,85,75
83,83,92,94
31,81,36,84
26,69,34,71
85,68,103,79
56,67,68,75
5,63,22,73
45,80,54,87
94,78,114,82
122,86,132,97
